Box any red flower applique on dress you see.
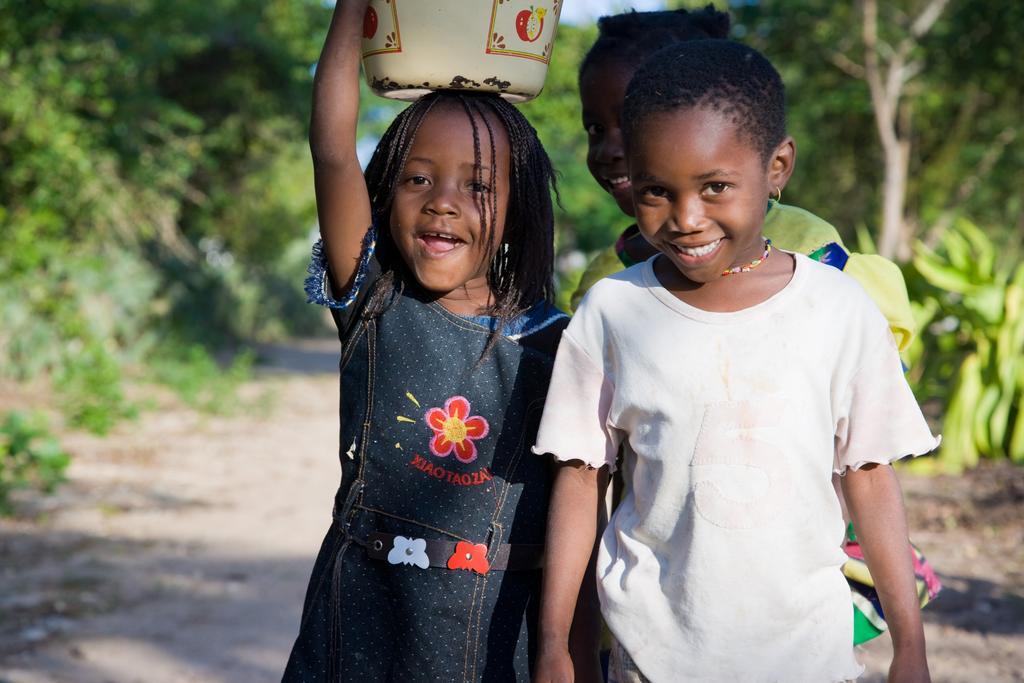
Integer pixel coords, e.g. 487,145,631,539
425,396,489,464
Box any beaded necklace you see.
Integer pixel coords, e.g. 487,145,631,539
721,239,772,276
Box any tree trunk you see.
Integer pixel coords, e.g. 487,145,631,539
880,98,914,261
878,139,910,260
859,0,950,262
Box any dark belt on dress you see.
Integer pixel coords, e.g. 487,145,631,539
361,531,544,574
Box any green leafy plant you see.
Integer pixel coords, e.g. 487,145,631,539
0,411,71,515
1,0,329,434
56,342,139,436
909,219,1024,471
148,345,257,415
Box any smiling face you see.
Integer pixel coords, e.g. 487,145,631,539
581,60,636,217
629,104,794,285
389,104,511,306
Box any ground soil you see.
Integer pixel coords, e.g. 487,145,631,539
1,340,1022,682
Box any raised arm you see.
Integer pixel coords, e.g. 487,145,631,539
311,0,374,296
841,464,931,683
535,461,603,683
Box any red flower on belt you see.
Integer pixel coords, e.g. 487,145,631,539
425,396,489,464
447,540,490,575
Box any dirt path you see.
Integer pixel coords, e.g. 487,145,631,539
1,342,341,682
856,465,1024,682
1,341,1022,682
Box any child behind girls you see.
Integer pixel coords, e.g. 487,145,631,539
534,40,938,682
283,1,569,679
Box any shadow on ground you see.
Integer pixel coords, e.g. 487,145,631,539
924,574,1024,636
0,527,315,682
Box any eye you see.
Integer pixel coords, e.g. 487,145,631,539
469,181,492,194
405,175,429,186
702,182,729,196
585,122,603,137
640,185,668,199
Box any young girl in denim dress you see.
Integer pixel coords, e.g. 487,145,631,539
283,1,568,680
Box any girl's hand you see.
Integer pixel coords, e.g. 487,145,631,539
534,646,575,683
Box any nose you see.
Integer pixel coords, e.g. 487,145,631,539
672,194,707,234
423,183,460,217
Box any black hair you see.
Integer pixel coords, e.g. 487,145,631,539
622,40,787,163
362,91,557,351
579,5,730,80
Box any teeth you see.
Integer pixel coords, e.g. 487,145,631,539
677,239,721,257
607,176,629,187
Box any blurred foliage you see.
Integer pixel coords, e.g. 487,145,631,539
0,247,159,380
905,220,1024,471
55,341,139,435
0,0,330,432
148,345,257,414
724,0,1024,250
0,0,328,326
0,411,71,515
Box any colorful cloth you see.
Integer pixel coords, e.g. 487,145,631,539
842,522,942,645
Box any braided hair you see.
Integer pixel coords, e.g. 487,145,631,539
362,91,558,352
579,4,730,81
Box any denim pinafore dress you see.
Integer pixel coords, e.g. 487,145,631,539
284,240,567,682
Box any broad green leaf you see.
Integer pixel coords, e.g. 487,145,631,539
973,385,1000,455
939,228,974,274
913,245,977,294
1009,404,1024,463
954,218,997,281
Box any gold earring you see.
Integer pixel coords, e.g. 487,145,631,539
772,186,782,203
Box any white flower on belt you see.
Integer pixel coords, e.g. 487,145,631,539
387,536,429,569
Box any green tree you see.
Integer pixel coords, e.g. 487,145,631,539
727,0,1023,260
0,0,331,433
0,0,332,346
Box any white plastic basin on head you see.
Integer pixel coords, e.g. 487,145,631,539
360,0,563,103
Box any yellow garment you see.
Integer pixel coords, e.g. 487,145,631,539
569,201,916,350
844,254,915,351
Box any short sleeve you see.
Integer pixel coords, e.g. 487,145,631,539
834,330,940,474
532,331,621,471
303,226,380,334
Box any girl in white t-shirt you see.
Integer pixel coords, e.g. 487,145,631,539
533,40,939,683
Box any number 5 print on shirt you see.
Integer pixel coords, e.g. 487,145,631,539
689,400,793,530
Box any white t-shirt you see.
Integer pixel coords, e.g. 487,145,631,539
534,253,939,683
